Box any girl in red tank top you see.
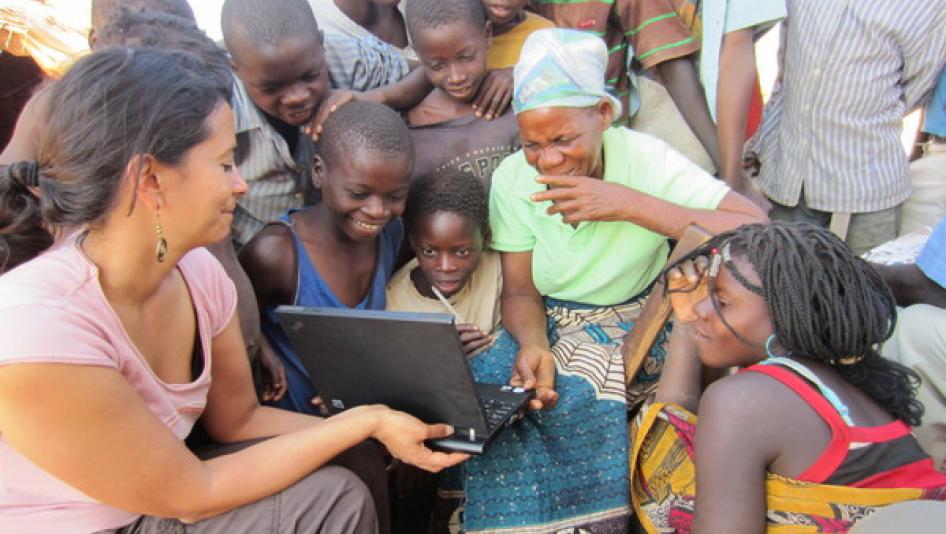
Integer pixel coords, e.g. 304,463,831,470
631,222,946,534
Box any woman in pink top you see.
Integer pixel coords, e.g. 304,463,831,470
0,48,466,534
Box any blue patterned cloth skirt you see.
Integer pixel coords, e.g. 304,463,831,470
434,294,671,533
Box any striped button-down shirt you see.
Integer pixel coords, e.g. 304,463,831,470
230,78,310,246
750,0,946,213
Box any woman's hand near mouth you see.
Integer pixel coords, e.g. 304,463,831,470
532,174,768,238
530,175,635,224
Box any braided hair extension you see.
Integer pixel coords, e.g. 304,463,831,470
661,221,923,426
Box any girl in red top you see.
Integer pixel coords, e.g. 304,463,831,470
632,221,946,534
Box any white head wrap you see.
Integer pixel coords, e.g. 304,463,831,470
512,28,622,117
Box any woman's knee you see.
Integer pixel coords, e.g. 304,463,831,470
330,440,390,534
285,466,379,534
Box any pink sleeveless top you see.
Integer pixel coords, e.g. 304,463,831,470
0,236,236,533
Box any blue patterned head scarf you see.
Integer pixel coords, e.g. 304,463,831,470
512,28,622,117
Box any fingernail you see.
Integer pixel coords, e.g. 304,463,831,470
446,425,454,434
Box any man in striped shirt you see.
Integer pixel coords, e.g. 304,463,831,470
748,0,946,255
530,0,722,172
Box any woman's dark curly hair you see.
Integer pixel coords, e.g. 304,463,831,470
0,48,230,270
661,221,923,426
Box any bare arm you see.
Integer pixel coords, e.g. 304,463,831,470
655,324,704,412
308,69,433,141
533,176,767,239
367,67,433,110
872,262,946,308
655,257,712,411
205,238,286,401
622,189,766,238
656,56,722,172
238,225,296,328
0,357,464,523
498,250,558,409
499,251,549,352
0,309,468,522
716,29,755,190
692,378,773,534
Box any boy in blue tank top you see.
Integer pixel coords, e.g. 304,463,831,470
239,101,413,416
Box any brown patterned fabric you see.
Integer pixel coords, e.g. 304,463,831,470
530,0,700,124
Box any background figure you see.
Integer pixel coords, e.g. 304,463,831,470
0,55,43,155
90,0,195,45
222,0,330,246
749,0,946,255
404,0,520,190
900,68,946,236
222,0,410,246
308,0,410,58
877,216,946,471
698,0,785,206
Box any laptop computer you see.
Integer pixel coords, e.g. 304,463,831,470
274,305,533,454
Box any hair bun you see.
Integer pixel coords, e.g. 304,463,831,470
6,161,41,189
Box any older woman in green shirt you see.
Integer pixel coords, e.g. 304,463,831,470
446,29,766,533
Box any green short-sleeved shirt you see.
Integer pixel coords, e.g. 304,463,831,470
489,126,730,305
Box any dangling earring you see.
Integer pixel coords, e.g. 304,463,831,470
155,212,168,263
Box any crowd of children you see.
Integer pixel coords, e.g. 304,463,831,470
0,0,945,532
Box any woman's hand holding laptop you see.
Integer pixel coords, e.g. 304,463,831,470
338,405,470,472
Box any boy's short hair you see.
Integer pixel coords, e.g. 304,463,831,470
404,169,489,240
92,0,195,25
97,10,232,89
221,0,319,57
316,101,413,169
404,0,487,44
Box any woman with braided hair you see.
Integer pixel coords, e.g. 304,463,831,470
631,221,946,533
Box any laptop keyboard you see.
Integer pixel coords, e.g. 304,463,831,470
482,398,519,429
